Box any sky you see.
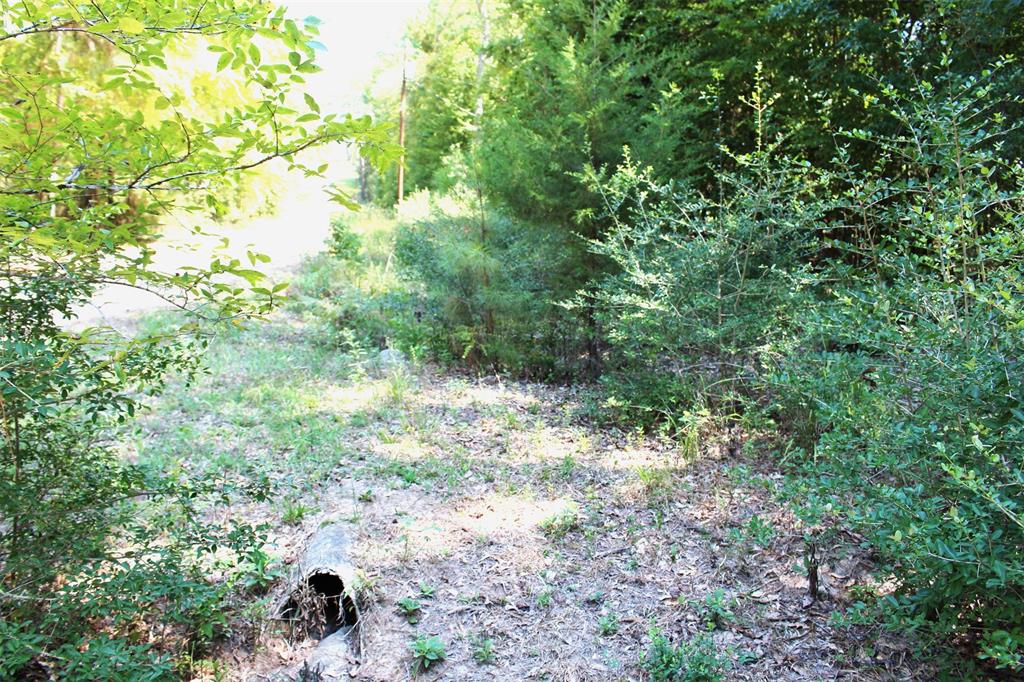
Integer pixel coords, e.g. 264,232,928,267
283,1,428,114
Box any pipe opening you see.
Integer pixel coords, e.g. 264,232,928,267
282,571,358,639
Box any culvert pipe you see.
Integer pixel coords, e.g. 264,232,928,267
272,523,361,680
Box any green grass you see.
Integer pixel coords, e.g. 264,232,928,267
133,316,383,494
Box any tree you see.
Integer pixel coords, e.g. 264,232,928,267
0,1,396,677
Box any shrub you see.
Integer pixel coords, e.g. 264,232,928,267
579,77,827,424
328,215,362,260
394,188,586,377
772,61,1024,671
588,61,1024,671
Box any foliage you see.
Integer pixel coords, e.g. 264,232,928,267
328,215,362,260
288,210,428,356
641,631,730,682
410,634,446,672
397,596,423,623
366,0,1024,385
591,56,1024,671
688,590,738,632
394,189,583,376
0,0,393,676
771,61,1024,671
598,612,619,636
578,75,825,423
471,634,496,664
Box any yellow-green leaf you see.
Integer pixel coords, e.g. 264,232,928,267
118,17,145,34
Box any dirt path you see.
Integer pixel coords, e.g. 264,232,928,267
133,319,923,681
74,168,337,328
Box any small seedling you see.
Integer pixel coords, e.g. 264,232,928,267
350,570,380,604
598,612,619,636
503,410,520,430
358,489,375,503
418,581,436,597
636,466,673,501
397,596,422,623
536,588,553,608
688,589,738,631
745,514,774,548
472,635,496,664
737,649,760,665
282,499,310,525
411,634,445,672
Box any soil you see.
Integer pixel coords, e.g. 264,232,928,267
158,357,928,681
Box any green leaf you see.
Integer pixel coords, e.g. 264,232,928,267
303,93,320,113
118,16,145,34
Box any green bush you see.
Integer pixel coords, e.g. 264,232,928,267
288,236,430,358
580,80,825,424
772,62,1024,671
587,62,1024,672
394,189,585,377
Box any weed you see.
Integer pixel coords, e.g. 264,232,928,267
236,549,283,594
385,370,411,405
536,588,553,608
636,466,673,502
349,570,381,604
418,581,436,598
745,514,774,549
397,597,422,623
411,635,446,672
358,489,375,503
641,631,730,681
282,499,311,526
502,409,521,430
472,634,496,664
598,612,619,636
687,590,738,631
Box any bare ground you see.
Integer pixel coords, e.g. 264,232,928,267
135,320,927,681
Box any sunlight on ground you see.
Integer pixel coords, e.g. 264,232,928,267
457,494,575,536
310,380,386,416
448,382,544,411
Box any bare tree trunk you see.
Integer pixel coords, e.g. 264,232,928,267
397,46,407,206
357,155,369,204
473,1,494,336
